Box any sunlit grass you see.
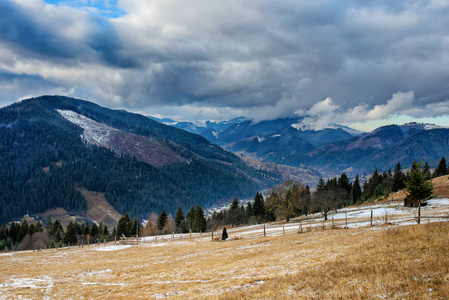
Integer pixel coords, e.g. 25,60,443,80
1,221,448,299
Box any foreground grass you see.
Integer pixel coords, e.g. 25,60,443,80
1,222,448,299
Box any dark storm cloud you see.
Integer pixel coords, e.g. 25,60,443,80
1,0,449,122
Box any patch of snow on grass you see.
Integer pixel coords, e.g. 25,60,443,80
0,276,53,290
81,269,113,276
93,245,133,251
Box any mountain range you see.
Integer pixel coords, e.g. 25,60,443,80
0,96,280,225
2,95,449,226
157,116,449,177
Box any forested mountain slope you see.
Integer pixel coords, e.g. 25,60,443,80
290,124,449,175
0,96,279,224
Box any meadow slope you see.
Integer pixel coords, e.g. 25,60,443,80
1,206,448,299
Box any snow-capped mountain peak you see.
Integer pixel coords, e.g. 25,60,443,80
291,121,364,136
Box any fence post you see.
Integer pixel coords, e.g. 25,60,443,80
283,227,285,235
418,202,421,224
190,229,192,241
345,212,348,228
172,232,174,242
332,218,334,229
264,225,266,237
211,230,214,241
371,210,373,226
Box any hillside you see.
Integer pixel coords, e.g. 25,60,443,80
1,197,448,298
284,123,449,176
0,96,279,225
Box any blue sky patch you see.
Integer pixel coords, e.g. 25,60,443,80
44,0,125,18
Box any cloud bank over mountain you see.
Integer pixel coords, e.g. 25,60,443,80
1,0,449,128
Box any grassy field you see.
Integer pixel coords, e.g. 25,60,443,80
1,220,449,299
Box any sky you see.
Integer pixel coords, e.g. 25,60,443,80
1,0,449,131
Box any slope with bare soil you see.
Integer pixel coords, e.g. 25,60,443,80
80,187,122,228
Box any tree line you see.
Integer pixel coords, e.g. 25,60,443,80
1,156,445,251
0,218,113,251
208,156,447,225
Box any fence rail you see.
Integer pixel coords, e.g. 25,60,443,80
51,207,447,251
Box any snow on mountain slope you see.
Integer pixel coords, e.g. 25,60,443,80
57,109,185,167
291,121,364,136
57,109,116,146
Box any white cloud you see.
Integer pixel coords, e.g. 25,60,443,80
1,0,449,126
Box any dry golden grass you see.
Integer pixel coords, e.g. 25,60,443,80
1,221,449,299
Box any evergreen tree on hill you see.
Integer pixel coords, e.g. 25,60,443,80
192,205,207,232
185,206,195,230
130,217,139,236
157,209,168,231
302,185,312,216
433,156,448,178
338,172,352,194
64,221,78,245
392,162,406,192
351,174,362,204
103,225,109,236
90,222,99,240
230,197,240,210
252,192,265,219
246,202,253,218
422,161,431,181
117,213,132,237
406,161,433,224
82,222,90,235
174,206,185,230
316,178,325,192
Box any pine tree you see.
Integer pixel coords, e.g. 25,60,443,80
392,162,406,192
174,206,185,230
316,178,326,192
433,156,448,178
117,213,132,237
157,209,167,231
64,221,78,245
406,161,433,224
51,219,64,240
35,221,44,233
303,185,312,216
74,222,82,235
192,205,207,232
130,217,139,236
228,197,241,225
103,225,109,236
338,172,352,194
82,222,90,235
252,192,265,219
351,174,362,204
230,197,239,210
90,222,99,240
422,161,431,181
246,202,253,218
185,206,195,230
